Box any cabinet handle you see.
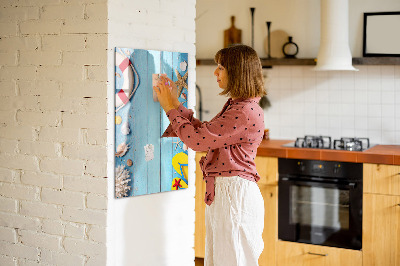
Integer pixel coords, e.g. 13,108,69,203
307,252,328,256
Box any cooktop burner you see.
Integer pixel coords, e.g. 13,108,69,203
283,136,373,151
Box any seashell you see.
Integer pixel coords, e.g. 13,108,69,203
121,122,130,135
127,159,133,166
115,142,129,157
180,61,187,71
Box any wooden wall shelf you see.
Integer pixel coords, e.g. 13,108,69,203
196,57,400,67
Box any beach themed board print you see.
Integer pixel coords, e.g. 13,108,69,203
114,47,189,198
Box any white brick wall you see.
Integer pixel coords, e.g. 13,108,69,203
0,0,108,265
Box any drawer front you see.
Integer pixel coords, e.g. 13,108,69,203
277,241,362,266
364,164,400,196
255,156,278,186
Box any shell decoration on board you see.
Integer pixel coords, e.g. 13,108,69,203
115,49,140,113
115,142,129,157
121,122,130,135
115,165,131,198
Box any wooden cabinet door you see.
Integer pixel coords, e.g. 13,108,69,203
195,152,207,258
255,156,278,186
363,193,400,266
259,185,278,266
364,164,400,196
276,241,362,266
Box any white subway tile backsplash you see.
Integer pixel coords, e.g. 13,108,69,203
196,65,400,144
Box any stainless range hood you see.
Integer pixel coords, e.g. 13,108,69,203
314,0,358,71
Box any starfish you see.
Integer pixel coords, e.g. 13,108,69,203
172,139,184,151
174,69,188,97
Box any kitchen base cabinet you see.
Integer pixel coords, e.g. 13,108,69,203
195,152,207,258
363,193,400,266
259,185,278,266
276,241,362,266
364,164,400,196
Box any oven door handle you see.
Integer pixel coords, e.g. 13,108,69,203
280,177,357,189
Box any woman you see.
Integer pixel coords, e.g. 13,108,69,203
153,44,266,266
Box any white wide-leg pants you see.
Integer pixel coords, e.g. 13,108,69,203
205,176,265,266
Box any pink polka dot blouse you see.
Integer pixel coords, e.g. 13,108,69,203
162,97,265,205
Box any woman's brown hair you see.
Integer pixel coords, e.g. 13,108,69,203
214,44,267,99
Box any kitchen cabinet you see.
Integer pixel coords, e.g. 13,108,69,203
363,163,400,266
195,151,207,258
194,153,279,265
363,163,400,196
276,241,362,266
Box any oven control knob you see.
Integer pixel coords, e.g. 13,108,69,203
334,164,341,174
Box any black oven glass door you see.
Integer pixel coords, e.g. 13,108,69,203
279,177,362,250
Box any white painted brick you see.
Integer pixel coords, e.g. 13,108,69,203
42,188,85,208
0,81,16,97
0,212,40,232
87,225,105,243
19,51,62,66
85,34,107,51
63,237,106,256
0,66,36,81
0,196,17,213
0,255,16,266
40,249,85,266
64,222,85,239
0,183,39,201
0,138,18,153
37,96,103,114
36,66,83,82
61,207,106,226
0,168,15,183
0,36,41,52
20,21,61,35
0,126,34,141
19,230,61,251
18,80,61,97
0,154,38,172
20,200,61,219
41,219,64,236
86,255,106,266
86,193,107,210
38,127,79,144
1,96,40,112
61,81,107,98
0,51,17,65
64,175,107,194
0,110,16,125
63,50,107,65
0,241,39,261
21,171,62,189
41,4,84,20
16,110,60,127
0,7,39,22
0,226,17,243
18,140,58,157
18,259,41,266
61,19,107,34
39,157,84,176
85,3,107,20
62,113,106,129
63,144,106,161
84,65,107,81
80,128,107,146
42,34,86,51
84,160,106,178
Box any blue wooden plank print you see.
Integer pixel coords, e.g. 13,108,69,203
114,47,189,198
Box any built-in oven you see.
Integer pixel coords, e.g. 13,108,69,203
278,158,363,250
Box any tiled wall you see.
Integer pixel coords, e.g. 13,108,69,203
196,65,400,145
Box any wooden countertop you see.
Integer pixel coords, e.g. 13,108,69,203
257,139,400,165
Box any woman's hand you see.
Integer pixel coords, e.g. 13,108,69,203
153,76,178,113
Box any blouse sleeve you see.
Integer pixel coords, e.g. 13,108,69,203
165,106,249,152
161,103,202,138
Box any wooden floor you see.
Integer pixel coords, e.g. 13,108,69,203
195,257,204,266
